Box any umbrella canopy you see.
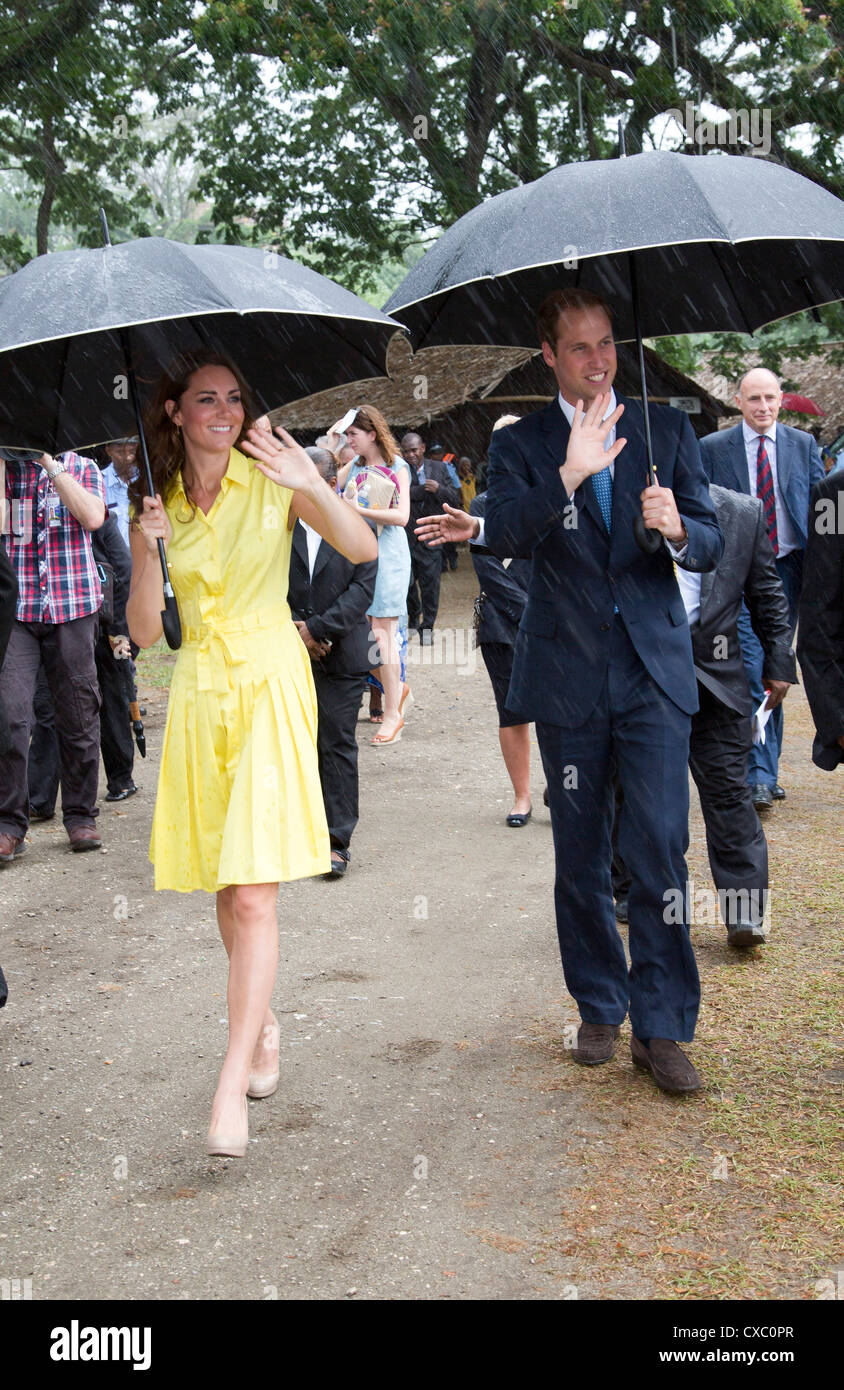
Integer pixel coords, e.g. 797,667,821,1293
385,152,844,348
780,392,824,415
0,238,405,453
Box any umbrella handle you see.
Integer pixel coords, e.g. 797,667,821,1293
161,579,182,650
633,514,663,555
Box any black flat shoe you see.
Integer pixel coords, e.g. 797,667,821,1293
751,783,773,811
772,784,786,800
324,849,350,878
105,784,137,802
505,808,532,827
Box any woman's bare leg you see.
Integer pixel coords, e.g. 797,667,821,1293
498,723,531,815
210,882,279,1137
216,887,276,1070
371,617,401,737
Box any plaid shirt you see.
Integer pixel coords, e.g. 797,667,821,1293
2,453,106,623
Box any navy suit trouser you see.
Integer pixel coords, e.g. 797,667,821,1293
536,615,700,1042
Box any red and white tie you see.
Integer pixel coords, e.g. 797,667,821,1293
756,435,778,556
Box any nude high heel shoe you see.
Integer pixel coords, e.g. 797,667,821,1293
247,1020,280,1099
206,1094,248,1158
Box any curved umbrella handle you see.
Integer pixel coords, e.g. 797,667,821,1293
161,588,182,650
633,514,663,555
158,539,182,649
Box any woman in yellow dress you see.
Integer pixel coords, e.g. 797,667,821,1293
127,350,377,1159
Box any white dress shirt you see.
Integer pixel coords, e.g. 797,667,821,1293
742,421,797,558
299,519,322,579
675,566,702,626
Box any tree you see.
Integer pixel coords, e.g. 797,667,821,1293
0,1,198,268
189,1,844,292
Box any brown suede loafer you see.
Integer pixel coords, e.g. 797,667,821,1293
0,832,26,864
68,825,102,853
572,1022,621,1066
631,1036,702,1094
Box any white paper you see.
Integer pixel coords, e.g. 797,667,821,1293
335,407,357,435
752,693,774,745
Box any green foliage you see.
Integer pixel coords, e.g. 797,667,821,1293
184,1,844,291
0,1,197,267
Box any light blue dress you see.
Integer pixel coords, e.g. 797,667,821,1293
347,455,411,618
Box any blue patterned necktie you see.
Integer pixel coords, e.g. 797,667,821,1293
591,464,613,531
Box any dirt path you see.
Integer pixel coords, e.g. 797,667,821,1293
1,559,841,1300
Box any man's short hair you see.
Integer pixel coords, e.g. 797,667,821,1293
537,288,613,349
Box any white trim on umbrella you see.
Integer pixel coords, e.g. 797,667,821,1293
0,307,407,356
387,236,844,314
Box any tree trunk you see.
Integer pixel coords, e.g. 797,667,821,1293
35,113,62,256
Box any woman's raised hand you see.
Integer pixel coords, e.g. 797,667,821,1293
241,425,320,493
135,493,171,553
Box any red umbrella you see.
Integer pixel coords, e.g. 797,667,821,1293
781,392,825,416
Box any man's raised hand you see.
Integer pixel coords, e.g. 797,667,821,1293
561,393,626,495
414,503,478,548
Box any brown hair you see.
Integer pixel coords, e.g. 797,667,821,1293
351,403,399,466
129,348,256,516
536,289,613,349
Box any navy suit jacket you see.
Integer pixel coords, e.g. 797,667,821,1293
484,395,723,726
797,475,844,769
698,422,824,551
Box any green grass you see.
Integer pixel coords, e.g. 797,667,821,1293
135,637,176,690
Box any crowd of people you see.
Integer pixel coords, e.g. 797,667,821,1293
1,286,842,1154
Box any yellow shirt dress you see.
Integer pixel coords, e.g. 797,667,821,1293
149,448,331,892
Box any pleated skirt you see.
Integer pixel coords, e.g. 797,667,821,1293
149,618,331,893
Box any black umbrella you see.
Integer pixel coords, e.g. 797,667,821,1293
385,150,844,551
0,220,406,645
116,655,145,759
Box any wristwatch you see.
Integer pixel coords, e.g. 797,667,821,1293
46,462,68,481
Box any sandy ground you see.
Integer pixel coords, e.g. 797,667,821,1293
1,559,841,1301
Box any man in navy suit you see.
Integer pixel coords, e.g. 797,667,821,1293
797,472,844,771
699,370,824,809
483,288,722,1093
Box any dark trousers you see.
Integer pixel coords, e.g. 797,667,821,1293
613,682,768,927
29,636,135,809
313,668,367,851
688,684,768,924
0,615,100,837
537,616,699,1042
407,540,442,633
740,546,802,788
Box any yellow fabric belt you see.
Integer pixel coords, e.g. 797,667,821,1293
182,603,291,693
